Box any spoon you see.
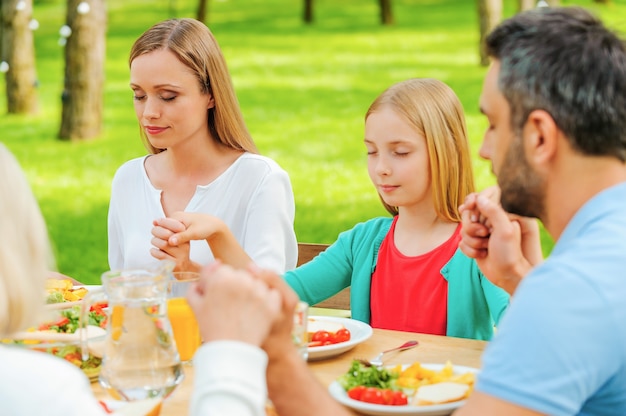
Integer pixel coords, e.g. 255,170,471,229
358,340,419,367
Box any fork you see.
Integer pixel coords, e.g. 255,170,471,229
357,340,419,367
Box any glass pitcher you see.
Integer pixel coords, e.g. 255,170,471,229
96,263,184,401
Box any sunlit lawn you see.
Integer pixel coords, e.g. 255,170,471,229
2,0,622,283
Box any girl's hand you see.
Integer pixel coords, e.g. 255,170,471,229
164,212,226,246
459,187,542,295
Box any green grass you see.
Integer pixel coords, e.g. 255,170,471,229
3,0,623,283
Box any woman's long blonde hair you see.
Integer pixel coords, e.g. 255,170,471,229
0,143,54,337
129,18,258,154
365,78,475,222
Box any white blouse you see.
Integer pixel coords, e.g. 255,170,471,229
108,153,297,274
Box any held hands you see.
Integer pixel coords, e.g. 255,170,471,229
459,186,542,295
151,212,227,271
186,261,301,357
151,212,251,270
186,261,282,347
247,264,301,361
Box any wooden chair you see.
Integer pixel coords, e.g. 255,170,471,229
297,243,351,312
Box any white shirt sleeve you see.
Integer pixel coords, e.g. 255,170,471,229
191,340,269,416
0,347,108,416
238,166,297,273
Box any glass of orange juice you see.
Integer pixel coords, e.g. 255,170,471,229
167,272,201,364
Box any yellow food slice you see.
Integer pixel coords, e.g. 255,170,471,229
414,382,470,405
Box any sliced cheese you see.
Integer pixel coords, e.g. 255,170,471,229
414,382,470,405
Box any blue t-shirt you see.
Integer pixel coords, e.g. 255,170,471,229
477,182,626,415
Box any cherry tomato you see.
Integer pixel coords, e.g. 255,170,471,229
334,328,351,343
381,388,395,405
349,387,408,406
347,386,366,400
391,390,408,405
307,341,323,347
360,387,385,404
311,330,333,343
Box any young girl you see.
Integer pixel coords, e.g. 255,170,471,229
156,78,508,340
108,18,297,274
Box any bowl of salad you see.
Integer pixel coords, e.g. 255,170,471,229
2,281,108,381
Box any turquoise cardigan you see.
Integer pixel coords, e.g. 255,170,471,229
285,217,509,341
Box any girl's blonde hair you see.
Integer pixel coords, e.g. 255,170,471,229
366,78,475,221
129,18,258,154
0,144,54,337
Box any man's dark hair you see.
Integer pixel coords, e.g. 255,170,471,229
486,7,626,161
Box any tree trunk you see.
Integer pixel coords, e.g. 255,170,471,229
196,0,208,23
1,0,38,114
477,0,502,67
303,0,313,24
58,0,106,141
518,0,535,11
0,9,3,61
379,0,394,25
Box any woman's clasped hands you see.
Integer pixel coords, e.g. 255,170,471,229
152,212,252,272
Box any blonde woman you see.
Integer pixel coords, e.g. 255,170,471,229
109,18,297,274
0,143,108,415
164,79,509,340
0,143,286,415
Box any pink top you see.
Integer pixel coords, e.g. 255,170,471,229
370,217,461,334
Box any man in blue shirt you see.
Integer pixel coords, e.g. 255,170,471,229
457,6,626,416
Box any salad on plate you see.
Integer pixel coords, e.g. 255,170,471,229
2,281,108,380
330,359,477,414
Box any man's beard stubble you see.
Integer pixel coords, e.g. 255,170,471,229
497,136,546,220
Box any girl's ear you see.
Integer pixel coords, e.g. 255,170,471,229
523,109,558,167
207,94,215,110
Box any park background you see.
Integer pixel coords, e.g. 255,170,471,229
2,0,624,284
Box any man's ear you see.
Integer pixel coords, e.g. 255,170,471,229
523,109,558,167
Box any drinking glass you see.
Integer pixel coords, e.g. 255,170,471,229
167,272,202,364
292,301,309,360
98,266,184,401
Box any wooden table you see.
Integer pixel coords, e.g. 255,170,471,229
92,328,487,415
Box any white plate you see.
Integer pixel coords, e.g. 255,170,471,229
79,285,102,291
307,316,372,361
328,363,479,416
